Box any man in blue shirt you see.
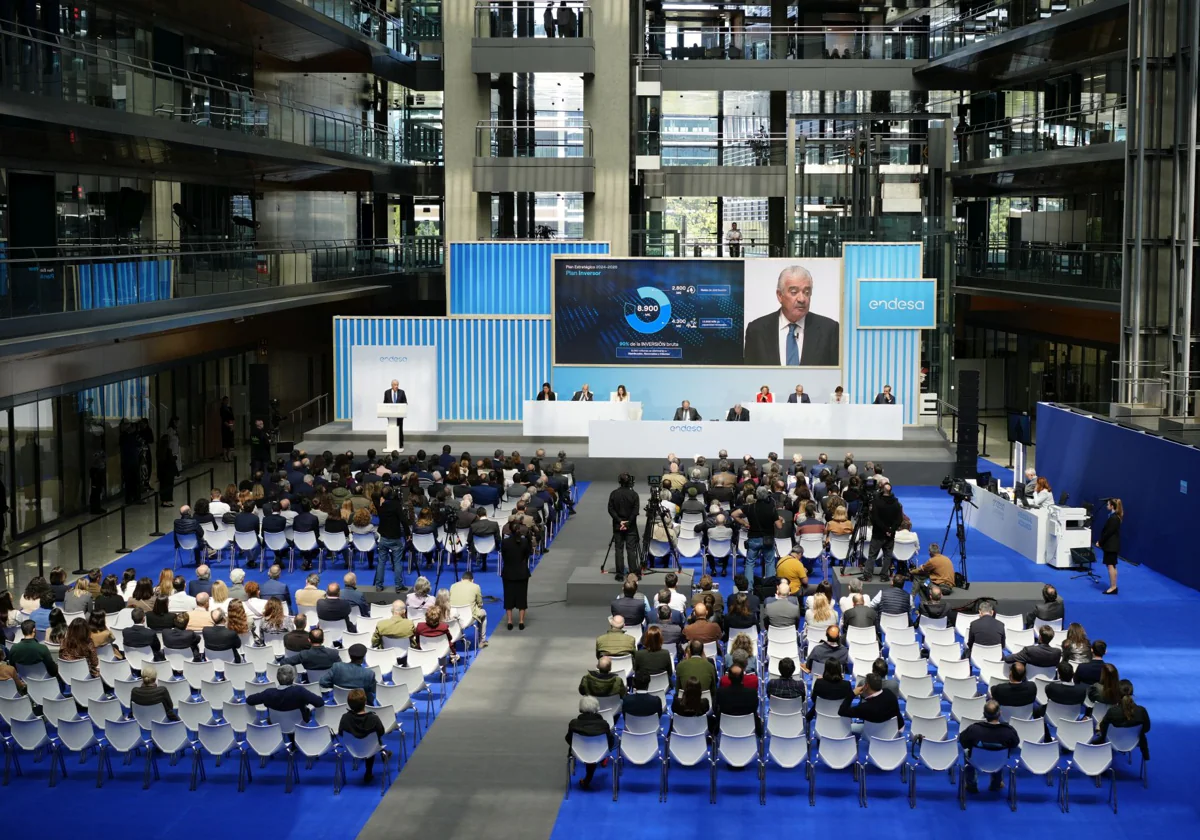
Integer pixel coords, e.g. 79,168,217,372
320,644,377,704
260,564,292,608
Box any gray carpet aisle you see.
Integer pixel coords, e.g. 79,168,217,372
359,483,620,840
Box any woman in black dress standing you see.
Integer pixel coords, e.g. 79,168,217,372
1098,497,1122,595
501,524,533,630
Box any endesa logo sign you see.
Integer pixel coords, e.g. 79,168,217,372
669,425,703,432
856,279,937,330
378,356,409,363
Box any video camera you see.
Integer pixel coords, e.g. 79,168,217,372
940,476,974,502
647,474,662,490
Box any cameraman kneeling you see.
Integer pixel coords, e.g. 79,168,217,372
910,543,955,597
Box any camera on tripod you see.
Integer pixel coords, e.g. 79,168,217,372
940,476,974,502
647,475,662,490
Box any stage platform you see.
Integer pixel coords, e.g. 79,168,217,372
298,421,954,485
833,571,1046,615
566,567,695,606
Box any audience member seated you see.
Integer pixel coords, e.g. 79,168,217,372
1003,625,1063,667
1074,640,1107,685
633,625,674,686
406,577,436,615
675,640,718,694
9,620,59,679
690,575,725,616
767,657,806,701
130,664,179,720
186,593,214,631
565,696,614,791
1044,661,1090,706
761,581,800,630
295,574,325,609
245,664,324,723
94,575,127,615
610,579,648,627
578,656,626,698
596,615,636,658
842,594,879,637
838,579,862,614
202,609,242,662
801,626,849,674
59,618,100,678
722,634,758,683
869,575,913,622
909,543,955,595
1026,584,1064,628
714,664,761,735
162,613,202,660
724,593,758,639
168,577,196,612
121,608,163,659
1060,622,1092,666
339,573,370,617
260,565,292,607
671,676,712,726
648,605,684,650
959,699,1019,794
775,547,809,597
623,670,664,719
372,601,415,648
966,602,1006,657
731,574,759,619
917,586,953,627
868,658,899,697
187,565,214,598
320,643,377,704
413,605,457,661
1088,662,1122,706
1094,679,1150,760
989,660,1040,714
316,583,358,632
683,603,723,645
0,647,25,695
227,569,248,603
838,672,903,734
803,593,837,640
339,688,390,783
284,629,340,671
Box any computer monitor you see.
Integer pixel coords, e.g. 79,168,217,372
976,470,992,488
1014,481,1028,506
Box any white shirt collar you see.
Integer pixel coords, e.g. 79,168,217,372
778,311,807,333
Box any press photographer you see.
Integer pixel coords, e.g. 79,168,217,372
607,473,640,577
908,542,956,596
861,482,903,581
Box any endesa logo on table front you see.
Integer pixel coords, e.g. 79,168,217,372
379,356,409,363
856,279,937,329
669,425,703,432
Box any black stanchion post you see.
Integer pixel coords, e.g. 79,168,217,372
117,505,133,554
185,478,193,507
38,543,45,578
232,455,239,484
72,526,87,574
150,491,165,537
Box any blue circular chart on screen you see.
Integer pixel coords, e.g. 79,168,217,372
624,286,672,334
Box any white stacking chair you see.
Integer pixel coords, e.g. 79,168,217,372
827,535,851,571
813,711,852,741
318,531,350,572
859,735,909,806
69,676,105,708
245,722,298,792
761,732,807,804
766,708,807,739
713,713,762,803
908,736,960,807
894,658,929,680
706,537,733,575
997,614,1026,635
903,694,943,720
1009,715,1047,745
56,717,103,786
263,529,293,571
1033,617,1063,632
798,534,825,567
807,733,859,806
1054,717,1095,754
615,727,664,801
351,531,379,568
909,713,948,741
293,722,346,792
950,694,985,724
1106,726,1147,787
6,716,65,786
845,625,877,647
999,703,1035,722
174,533,200,569
196,721,251,792
884,625,917,647
961,747,1014,809
880,613,910,632
40,695,80,728
234,530,262,567
663,714,711,802
409,532,438,572
1013,738,1063,810
918,614,949,631
1062,741,1115,813
182,659,216,691
203,527,234,567
148,719,202,790
221,700,257,736
177,699,214,733
565,733,612,800
898,674,933,701
955,613,978,641
942,676,979,701
969,644,1003,667
1045,700,1084,729
921,625,957,648
200,678,235,708
936,657,972,681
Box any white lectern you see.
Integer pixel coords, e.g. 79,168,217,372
377,403,408,452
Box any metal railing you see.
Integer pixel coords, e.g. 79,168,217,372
474,1,591,38
285,393,331,444
652,131,787,166
297,0,404,50
929,0,1108,59
0,22,420,165
645,26,929,61
0,237,444,320
630,230,681,257
475,119,592,157
1,462,228,582
956,102,1126,163
955,241,1121,291
788,220,954,258
680,239,784,259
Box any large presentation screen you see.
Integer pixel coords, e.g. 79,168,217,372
553,257,842,367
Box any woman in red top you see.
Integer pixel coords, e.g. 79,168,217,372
414,605,459,662
756,385,773,403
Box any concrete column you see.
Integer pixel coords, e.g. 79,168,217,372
443,0,493,243
150,181,181,242
583,1,630,254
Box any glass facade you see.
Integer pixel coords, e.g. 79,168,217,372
0,349,256,541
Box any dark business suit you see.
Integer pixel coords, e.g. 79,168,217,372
244,685,325,722
382,388,407,448
742,310,840,366
873,393,896,405
187,578,214,598
571,391,594,401
260,579,292,608
714,682,761,734
610,596,647,627
966,615,1006,656
786,393,811,404
838,689,903,730
1026,599,1064,628
1073,659,1104,686
316,597,358,632
121,624,162,657
672,407,701,421
726,408,750,421
202,626,243,661
1004,643,1062,668
341,586,370,617
162,627,202,659
173,516,202,564
622,692,664,719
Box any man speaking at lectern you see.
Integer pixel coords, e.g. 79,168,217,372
383,379,407,451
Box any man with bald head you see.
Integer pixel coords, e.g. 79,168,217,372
743,264,840,366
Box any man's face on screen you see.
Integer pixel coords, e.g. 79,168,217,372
777,275,813,323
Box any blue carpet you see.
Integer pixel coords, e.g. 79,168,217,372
2,484,590,839
550,484,1199,837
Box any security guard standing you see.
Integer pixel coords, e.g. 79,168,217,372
607,473,641,577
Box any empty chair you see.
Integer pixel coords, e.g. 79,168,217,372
1009,715,1046,745
898,674,933,701
1061,741,1115,812
56,718,103,785
921,625,956,647
766,709,807,739
936,658,972,682
969,644,1003,666
177,699,215,733
1013,738,1063,810
884,626,917,647
894,658,930,680
0,693,35,724
997,614,1025,635
927,642,962,667
859,735,909,806
761,732,808,804
40,696,80,728
196,722,251,792
106,675,139,709
614,729,663,801
1054,718,1095,754
941,676,979,701
950,695,985,723
903,694,943,720
713,713,762,803
245,722,298,792
6,717,66,786
1045,700,1083,728
200,678,235,708
293,723,345,793
908,737,960,807
182,660,216,691
999,703,1035,723
24,676,64,706
221,700,257,736
148,720,202,790
909,713,948,741
663,714,711,802
807,733,859,806
888,642,922,663
813,711,852,741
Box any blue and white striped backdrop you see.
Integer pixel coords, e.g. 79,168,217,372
448,241,609,315
843,243,923,424
334,316,550,422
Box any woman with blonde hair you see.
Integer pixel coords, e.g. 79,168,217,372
723,631,758,674
804,593,836,642
825,504,853,539
156,569,175,599
210,580,230,611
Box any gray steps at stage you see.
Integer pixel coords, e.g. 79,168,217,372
566,567,694,605
299,422,954,486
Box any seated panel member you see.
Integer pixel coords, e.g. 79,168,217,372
726,403,751,422
756,385,773,403
787,384,811,404
536,382,556,401
873,385,895,405
673,400,701,421
830,385,849,404
614,385,631,402
571,384,594,402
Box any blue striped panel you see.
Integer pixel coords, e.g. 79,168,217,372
448,241,610,316
76,260,174,309
334,316,551,422
76,375,150,418
843,244,923,425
